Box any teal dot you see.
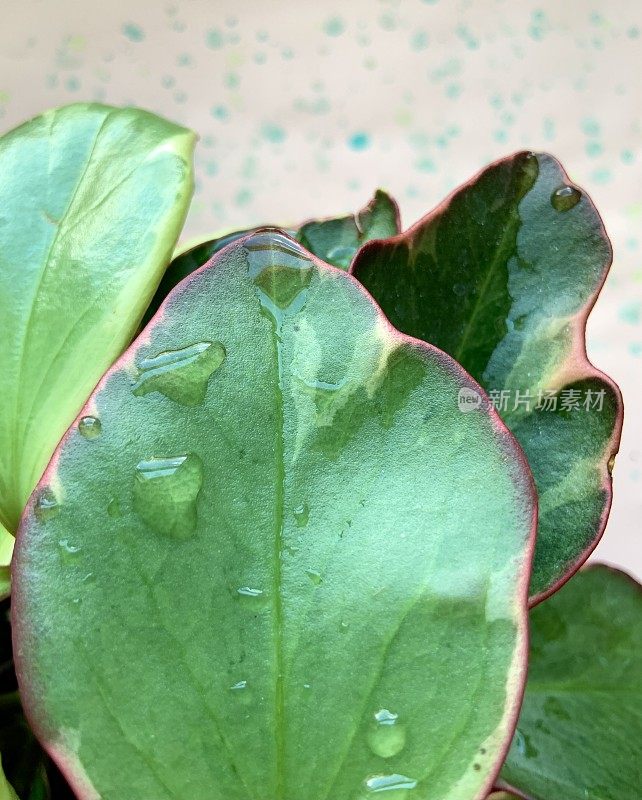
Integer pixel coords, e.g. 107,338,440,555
122,23,144,42
347,132,371,151
323,16,345,37
416,157,436,173
66,76,80,91
177,53,193,67
586,140,603,158
591,167,612,184
493,129,508,143
236,188,253,206
445,83,461,99
161,75,175,89
621,149,635,164
411,31,429,51
543,117,556,141
379,13,397,31
628,26,640,38
581,117,600,136
210,105,229,121
225,72,240,89
206,28,224,49
619,301,641,325
261,123,286,143
205,161,218,176
629,342,642,357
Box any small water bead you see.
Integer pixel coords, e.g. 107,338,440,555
306,569,322,585
293,503,310,528
230,680,248,691
131,341,226,406
368,709,406,758
551,184,582,212
246,232,313,314
34,489,59,521
237,587,264,598
365,774,417,793
78,415,102,439
326,245,355,269
107,498,122,518
230,679,253,705
58,539,82,566
133,453,203,540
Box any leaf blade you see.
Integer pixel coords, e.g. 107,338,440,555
14,232,535,800
351,152,623,601
0,103,195,534
499,565,642,800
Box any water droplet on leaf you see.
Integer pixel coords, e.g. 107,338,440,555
237,587,265,599
306,569,322,585
132,341,226,406
293,503,310,527
368,709,406,758
246,232,313,315
551,184,581,212
365,774,417,793
133,453,203,540
34,489,59,521
107,498,121,518
78,416,102,439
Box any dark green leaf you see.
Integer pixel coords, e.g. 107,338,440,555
351,153,623,602
499,565,641,800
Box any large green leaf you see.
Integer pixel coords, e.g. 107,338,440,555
13,231,535,800
499,565,641,800
0,103,195,548
351,153,623,603
142,190,399,325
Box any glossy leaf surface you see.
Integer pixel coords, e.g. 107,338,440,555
0,103,195,542
142,190,399,325
14,232,535,800
500,565,641,800
351,152,622,602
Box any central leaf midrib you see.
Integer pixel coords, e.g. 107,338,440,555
268,281,287,800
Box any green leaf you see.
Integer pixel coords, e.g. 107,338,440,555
351,152,623,602
0,756,19,800
0,103,195,540
297,189,400,269
142,190,400,326
499,565,641,800
14,231,535,800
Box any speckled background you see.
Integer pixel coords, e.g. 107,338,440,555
1,0,640,577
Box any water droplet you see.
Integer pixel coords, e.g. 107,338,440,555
132,341,226,406
306,569,322,585
34,489,59,521
367,709,406,758
293,503,310,528
230,679,253,705
107,498,122,518
246,232,313,314
339,621,350,634
59,539,81,555
326,245,354,269
365,774,417,793
551,184,581,212
58,538,81,565
514,728,538,759
78,415,102,439
237,586,264,598
133,453,203,540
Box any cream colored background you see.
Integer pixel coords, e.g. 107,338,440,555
1,0,640,578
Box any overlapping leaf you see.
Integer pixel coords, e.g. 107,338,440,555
14,231,535,800
351,152,623,602
142,190,399,324
0,103,195,565
498,565,641,800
